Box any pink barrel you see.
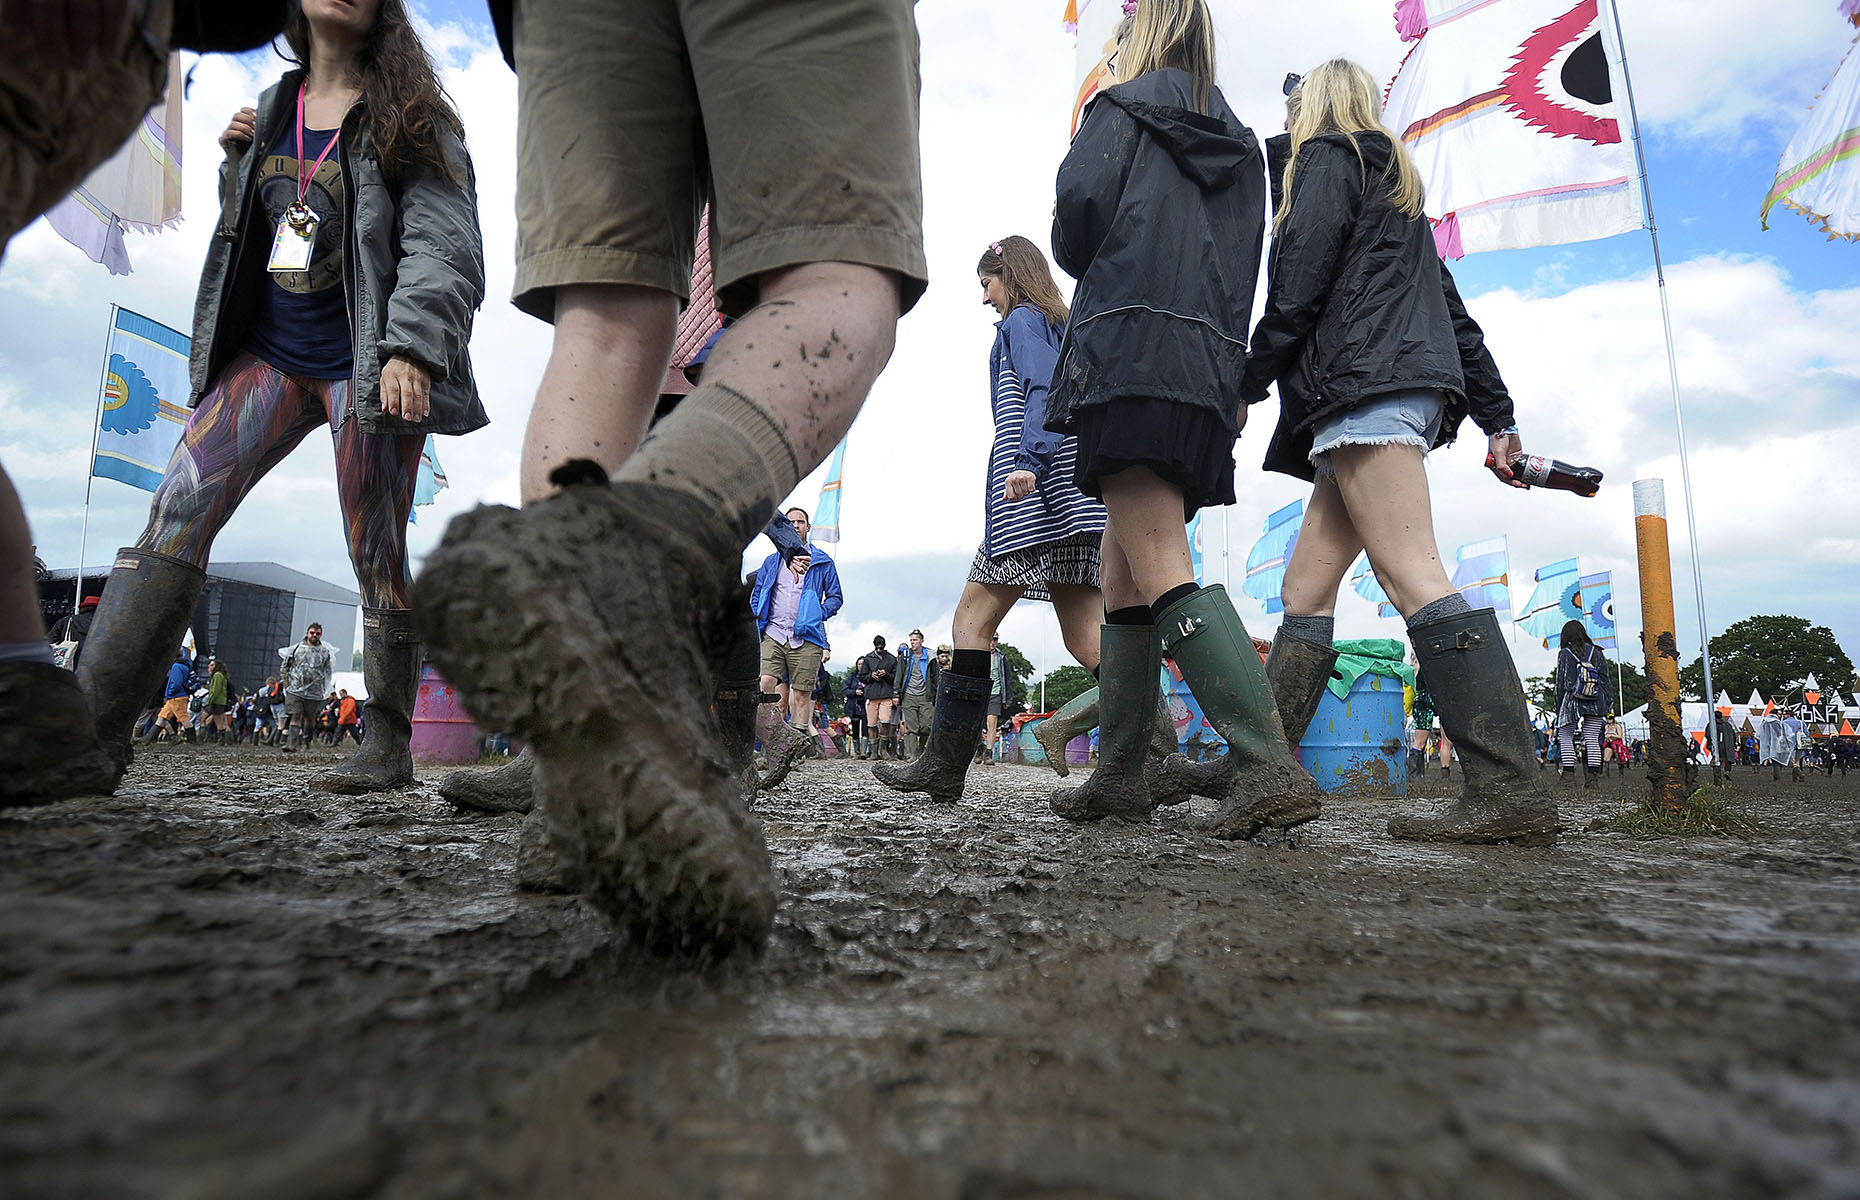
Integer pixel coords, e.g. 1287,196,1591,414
410,663,481,763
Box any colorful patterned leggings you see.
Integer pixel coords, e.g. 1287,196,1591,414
138,352,424,608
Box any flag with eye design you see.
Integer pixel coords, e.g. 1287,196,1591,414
1383,0,1646,258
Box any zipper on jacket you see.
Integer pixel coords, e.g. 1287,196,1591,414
335,103,363,433
208,91,290,397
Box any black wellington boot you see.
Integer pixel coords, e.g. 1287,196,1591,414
311,608,418,794
0,662,120,804
1051,625,1162,823
1265,626,1339,746
873,671,991,803
715,683,761,795
77,547,206,776
1388,608,1560,845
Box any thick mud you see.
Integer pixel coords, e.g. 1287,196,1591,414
4,744,1857,1198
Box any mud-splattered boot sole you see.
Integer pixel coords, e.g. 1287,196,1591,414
1196,763,1324,840
1388,801,1562,846
415,493,775,956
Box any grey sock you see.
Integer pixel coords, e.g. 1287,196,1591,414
1281,615,1334,646
1408,592,1472,628
614,383,801,545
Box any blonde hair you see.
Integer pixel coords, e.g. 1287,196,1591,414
1277,58,1425,233
978,235,1069,329
1118,0,1217,114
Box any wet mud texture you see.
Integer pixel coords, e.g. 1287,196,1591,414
4,743,1858,1198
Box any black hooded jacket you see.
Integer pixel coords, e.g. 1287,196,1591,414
1240,131,1515,481
1044,69,1265,434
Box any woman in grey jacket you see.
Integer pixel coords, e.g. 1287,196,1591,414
79,0,484,795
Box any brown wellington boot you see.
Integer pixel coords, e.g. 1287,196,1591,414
415,475,774,956
0,662,120,805
76,547,205,777
1265,626,1339,746
311,608,417,794
1388,608,1560,846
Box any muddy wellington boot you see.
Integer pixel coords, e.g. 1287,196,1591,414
1265,626,1339,746
310,609,418,794
1050,625,1162,822
415,476,774,954
756,698,811,792
1039,675,1208,809
440,746,535,814
1156,586,1323,839
77,547,206,777
872,671,990,802
1388,608,1560,845
0,663,119,804
714,682,761,794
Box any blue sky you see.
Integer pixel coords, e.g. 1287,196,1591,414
2,0,1855,693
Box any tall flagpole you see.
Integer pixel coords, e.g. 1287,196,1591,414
1606,0,1721,768
73,304,117,617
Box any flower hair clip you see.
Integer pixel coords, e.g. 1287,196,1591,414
989,241,1004,256
1121,0,1138,15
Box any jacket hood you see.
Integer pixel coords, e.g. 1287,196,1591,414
1094,69,1257,191
1302,129,1398,192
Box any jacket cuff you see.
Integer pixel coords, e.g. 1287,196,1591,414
378,339,448,384
1012,452,1049,479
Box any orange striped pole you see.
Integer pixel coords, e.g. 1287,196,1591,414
1634,480,1688,811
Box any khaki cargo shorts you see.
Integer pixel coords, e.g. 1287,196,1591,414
513,0,928,322
760,636,823,688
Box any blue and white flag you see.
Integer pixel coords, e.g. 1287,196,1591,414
812,438,847,544
92,307,190,492
1450,536,1512,621
1576,569,1616,649
1243,500,1302,615
408,436,447,524
1186,512,1205,584
1516,556,1582,646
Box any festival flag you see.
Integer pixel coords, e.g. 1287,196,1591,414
1243,500,1303,615
1383,0,1645,258
1349,552,1400,619
812,438,847,544
1515,557,1582,645
92,308,190,492
407,436,447,525
1762,7,1860,239
1067,0,1123,136
1186,512,1206,584
45,56,183,275
1450,536,1512,620
1575,569,1616,649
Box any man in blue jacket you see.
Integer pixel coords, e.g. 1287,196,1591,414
751,507,842,784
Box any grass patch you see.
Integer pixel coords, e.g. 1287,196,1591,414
474,752,515,766
1598,785,1758,838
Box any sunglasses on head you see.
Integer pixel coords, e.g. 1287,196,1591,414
1282,71,1304,96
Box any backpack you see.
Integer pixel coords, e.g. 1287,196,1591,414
1571,647,1603,702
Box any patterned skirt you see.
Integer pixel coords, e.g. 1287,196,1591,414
968,532,1101,603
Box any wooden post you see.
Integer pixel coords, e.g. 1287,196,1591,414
1634,480,1688,811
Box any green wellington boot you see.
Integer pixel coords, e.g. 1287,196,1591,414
1265,626,1340,746
1050,624,1164,823
1156,586,1323,839
1388,608,1561,845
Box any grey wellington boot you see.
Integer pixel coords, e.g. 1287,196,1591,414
441,746,535,813
1265,626,1339,746
311,609,418,794
0,662,120,804
1388,607,1560,845
1156,586,1323,839
1051,625,1162,823
77,547,206,777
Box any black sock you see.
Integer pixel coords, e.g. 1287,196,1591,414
1153,582,1200,617
951,649,989,677
1105,605,1150,626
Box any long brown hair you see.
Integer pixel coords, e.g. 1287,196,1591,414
1120,0,1217,115
283,0,464,187
977,235,1068,330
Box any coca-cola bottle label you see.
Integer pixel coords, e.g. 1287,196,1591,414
1519,455,1554,486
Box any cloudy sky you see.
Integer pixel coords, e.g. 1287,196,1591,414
3,0,1856,693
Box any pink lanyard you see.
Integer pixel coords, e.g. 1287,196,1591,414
294,83,341,205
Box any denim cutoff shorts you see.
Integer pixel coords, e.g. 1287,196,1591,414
1309,389,1447,479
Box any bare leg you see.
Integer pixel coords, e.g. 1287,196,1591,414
1327,444,1454,619
1279,474,1361,619
521,285,677,504
1097,467,1193,606
1049,582,1103,673
0,467,44,643
951,580,1021,650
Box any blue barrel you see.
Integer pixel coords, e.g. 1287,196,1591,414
1297,672,1408,796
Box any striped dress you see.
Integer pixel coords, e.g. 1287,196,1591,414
969,305,1107,602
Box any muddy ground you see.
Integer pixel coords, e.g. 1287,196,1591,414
2,742,1857,1199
